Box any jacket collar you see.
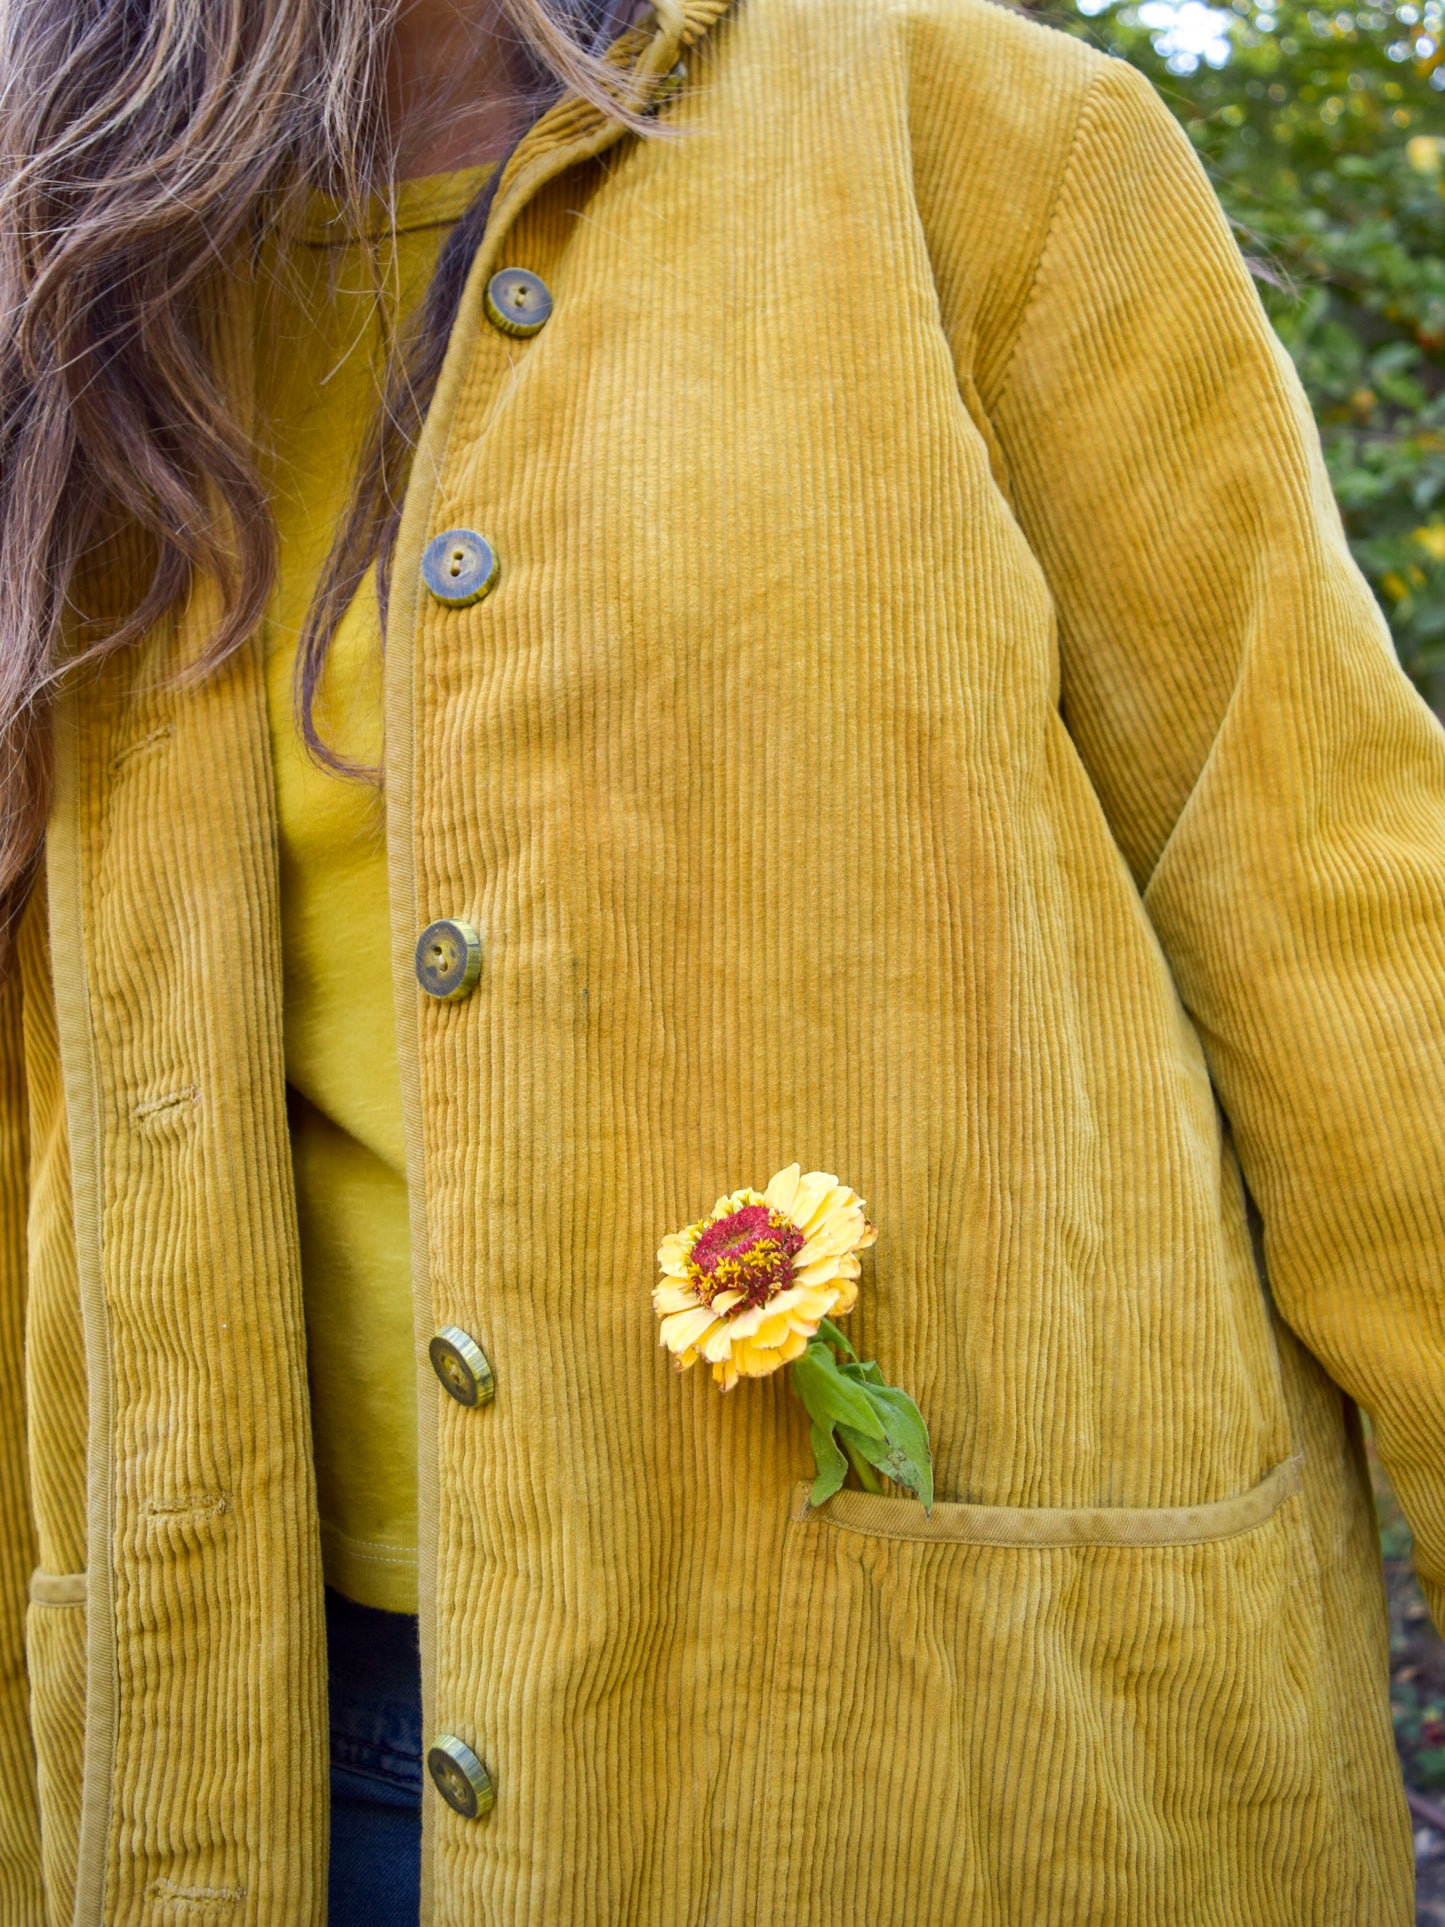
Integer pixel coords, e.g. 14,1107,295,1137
485,0,736,245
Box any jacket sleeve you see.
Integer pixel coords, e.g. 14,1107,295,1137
989,52,1445,1618
0,963,42,1920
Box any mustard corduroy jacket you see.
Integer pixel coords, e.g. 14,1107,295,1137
2,0,1442,1917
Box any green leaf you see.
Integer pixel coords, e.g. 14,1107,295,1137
836,1425,929,1509
791,1343,887,1441
840,1358,884,1386
836,1423,888,1469
866,1385,935,1511
807,1421,848,1508
814,1316,857,1360
791,1340,935,1512
832,1388,934,1511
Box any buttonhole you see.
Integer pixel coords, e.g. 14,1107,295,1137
107,723,174,775
131,1086,200,1126
141,1492,229,1523
146,1877,247,1913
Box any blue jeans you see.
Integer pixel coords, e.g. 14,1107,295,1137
326,1588,423,1925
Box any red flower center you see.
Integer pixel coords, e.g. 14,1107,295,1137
688,1203,804,1312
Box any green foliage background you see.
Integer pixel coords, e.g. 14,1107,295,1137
1035,0,1445,706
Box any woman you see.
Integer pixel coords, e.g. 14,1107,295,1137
0,0,1439,1917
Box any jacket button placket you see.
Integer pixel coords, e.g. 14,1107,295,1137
414,398,522,1823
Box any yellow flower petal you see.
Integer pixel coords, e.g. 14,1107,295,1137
792,1187,876,1285
657,1235,693,1275
750,1311,796,1350
787,1287,839,1327
821,1188,865,1234
800,1185,858,1240
701,1321,739,1363
660,1306,719,1355
787,1170,839,1233
784,1311,838,1343
718,1302,767,1341
797,1207,867,1267
713,1187,763,1221
724,1286,813,1341
732,1328,810,1378
791,1256,842,1289
763,1163,802,1215
653,1283,702,1314
729,1339,775,1379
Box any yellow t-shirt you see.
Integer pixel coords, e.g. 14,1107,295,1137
254,167,493,1612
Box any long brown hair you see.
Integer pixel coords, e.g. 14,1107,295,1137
0,0,649,934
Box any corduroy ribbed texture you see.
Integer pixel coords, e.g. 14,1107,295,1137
16,530,329,1919
24,1596,83,1926
0,0,1438,1917
0,952,41,1920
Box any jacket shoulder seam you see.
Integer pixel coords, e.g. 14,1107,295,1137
988,57,1116,423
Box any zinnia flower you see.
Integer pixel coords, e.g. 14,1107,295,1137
654,1164,878,1391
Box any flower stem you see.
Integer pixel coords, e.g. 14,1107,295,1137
841,1433,884,1495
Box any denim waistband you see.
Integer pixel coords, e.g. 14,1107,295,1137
325,1587,423,1806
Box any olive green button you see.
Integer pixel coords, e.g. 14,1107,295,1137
428,1734,494,1819
484,268,553,338
421,529,499,608
415,919,481,1001
430,1326,495,1407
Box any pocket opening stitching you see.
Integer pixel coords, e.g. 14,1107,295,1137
789,1453,1304,1548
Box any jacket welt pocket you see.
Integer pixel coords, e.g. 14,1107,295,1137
762,1451,1333,1919
787,1453,1303,1549
28,1568,86,1606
